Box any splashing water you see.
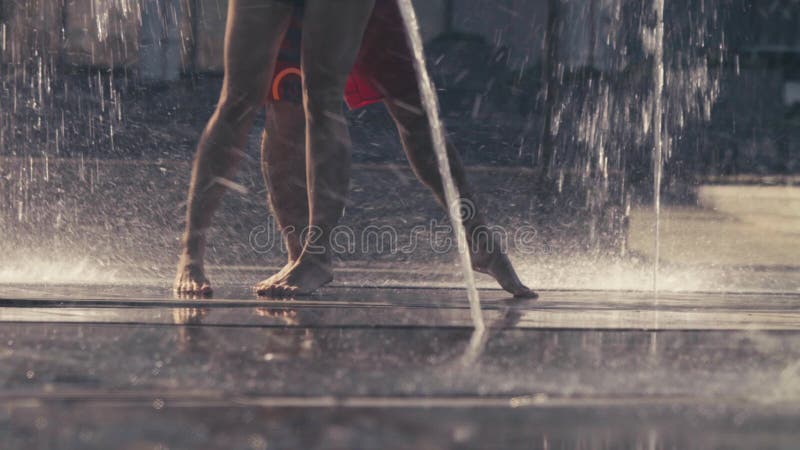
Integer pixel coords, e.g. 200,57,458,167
0,1,145,276
0,1,133,159
397,0,485,332
538,0,724,291
0,257,119,284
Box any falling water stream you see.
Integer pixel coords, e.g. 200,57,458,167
396,0,485,332
650,0,665,343
652,0,666,295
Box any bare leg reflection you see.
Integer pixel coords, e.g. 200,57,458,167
172,307,210,352
254,307,315,357
254,306,300,326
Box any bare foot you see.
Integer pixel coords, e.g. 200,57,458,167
174,261,213,295
255,255,333,297
257,260,296,290
471,242,538,298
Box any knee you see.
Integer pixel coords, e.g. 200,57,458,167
216,89,263,126
302,73,348,118
390,101,429,142
395,110,435,162
303,89,343,120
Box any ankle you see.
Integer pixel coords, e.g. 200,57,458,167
180,234,207,267
286,245,304,263
299,247,332,267
178,253,204,269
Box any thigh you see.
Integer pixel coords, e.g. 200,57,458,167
300,0,376,91
358,0,418,100
223,0,295,102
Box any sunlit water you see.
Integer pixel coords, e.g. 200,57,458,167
536,0,725,294
397,0,485,331
0,6,128,158
0,257,120,285
651,0,666,294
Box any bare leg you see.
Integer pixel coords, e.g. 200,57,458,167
256,0,376,296
384,94,537,298
259,101,308,285
174,0,293,294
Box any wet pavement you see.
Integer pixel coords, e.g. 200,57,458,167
1,283,800,449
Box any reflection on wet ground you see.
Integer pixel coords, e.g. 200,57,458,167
2,284,800,330
1,284,799,448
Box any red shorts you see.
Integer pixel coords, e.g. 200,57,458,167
270,0,418,109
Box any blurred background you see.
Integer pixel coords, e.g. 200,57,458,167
0,0,797,292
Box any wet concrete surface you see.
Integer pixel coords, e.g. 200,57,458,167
1,284,800,448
